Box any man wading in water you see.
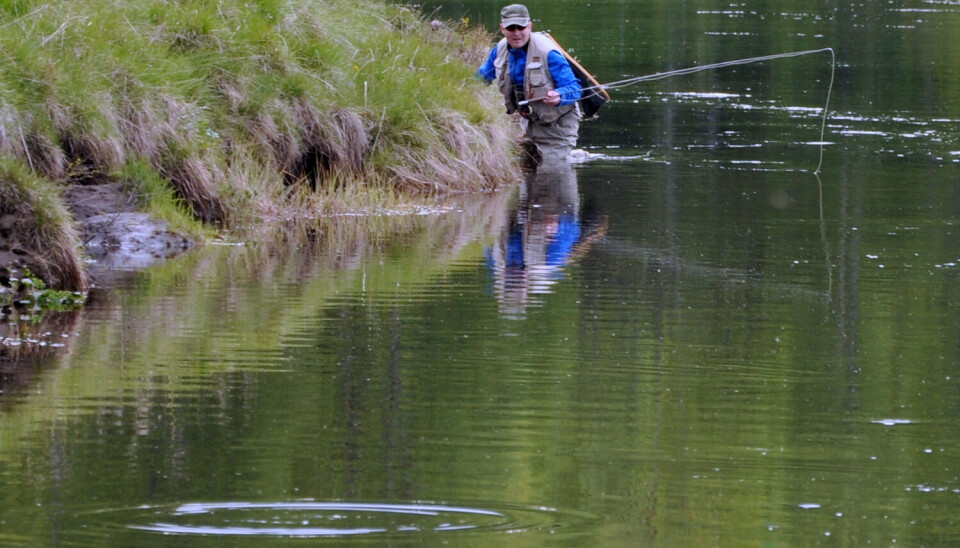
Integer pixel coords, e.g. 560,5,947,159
477,4,583,167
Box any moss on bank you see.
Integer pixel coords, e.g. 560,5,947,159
0,0,517,292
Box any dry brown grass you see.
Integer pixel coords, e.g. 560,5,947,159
0,104,67,182
286,102,370,188
120,97,166,161
0,159,87,291
160,155,227,225
45,94,126,184
386,109,519,194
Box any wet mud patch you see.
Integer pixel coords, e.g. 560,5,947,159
63,182,137,221
82,213,194,272
64,183,197,286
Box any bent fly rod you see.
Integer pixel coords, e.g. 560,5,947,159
522,47,836,173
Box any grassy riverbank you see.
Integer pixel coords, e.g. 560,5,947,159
0,0,516,292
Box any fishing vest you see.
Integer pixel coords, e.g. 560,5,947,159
495,32,575,124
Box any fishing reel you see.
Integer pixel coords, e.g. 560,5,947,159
516,96,542,121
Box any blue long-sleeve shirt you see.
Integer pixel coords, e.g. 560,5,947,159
477,44,582,106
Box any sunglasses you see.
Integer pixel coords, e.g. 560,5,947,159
504,24,528,32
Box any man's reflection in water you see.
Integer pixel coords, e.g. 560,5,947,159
486,160,604,319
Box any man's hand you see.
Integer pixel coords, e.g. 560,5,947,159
542,90,561,106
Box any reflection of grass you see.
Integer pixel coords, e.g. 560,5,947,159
0,0,518,289
0,305,80,414
0,192,511,430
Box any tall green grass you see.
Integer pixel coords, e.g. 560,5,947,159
0,0,517,289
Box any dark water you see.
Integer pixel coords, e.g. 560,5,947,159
3,1,960,545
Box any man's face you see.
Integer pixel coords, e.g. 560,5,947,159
500,22,532,48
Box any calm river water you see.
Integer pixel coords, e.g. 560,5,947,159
3,1,960,546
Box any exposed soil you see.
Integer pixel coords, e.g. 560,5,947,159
0,215,30,285
66,183,196,287
0,183,196,290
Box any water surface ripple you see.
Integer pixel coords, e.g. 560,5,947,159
101,501,596,539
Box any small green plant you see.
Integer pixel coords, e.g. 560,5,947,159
1,269,86,314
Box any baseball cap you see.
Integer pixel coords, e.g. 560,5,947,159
500,4,531,27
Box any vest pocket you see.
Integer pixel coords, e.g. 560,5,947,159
526,62,546,88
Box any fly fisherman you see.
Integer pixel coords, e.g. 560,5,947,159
477,4,582,166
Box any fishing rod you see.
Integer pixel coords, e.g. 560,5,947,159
594,48,835,90
522,47,836,173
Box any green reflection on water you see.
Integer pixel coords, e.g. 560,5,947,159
3,1,960,546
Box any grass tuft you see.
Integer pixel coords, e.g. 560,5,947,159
0,158,87,291
160,153,227,225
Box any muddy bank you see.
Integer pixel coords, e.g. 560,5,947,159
65,183,196,287
1,183,195,291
